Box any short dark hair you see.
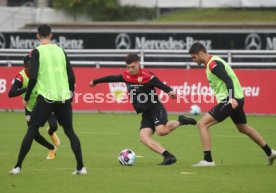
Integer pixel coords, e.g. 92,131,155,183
189,42,207,54
37,24,51,38
125,53,140,65
23,55,30,66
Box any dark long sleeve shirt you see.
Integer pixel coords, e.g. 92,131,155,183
93,74,172,113
24,48,75,101
8,79,26,98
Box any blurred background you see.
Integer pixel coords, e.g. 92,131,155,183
1,0,276,28
0,0,276,114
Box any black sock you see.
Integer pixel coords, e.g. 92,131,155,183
162,150,173,158
204,151,213,162
262,144,272,156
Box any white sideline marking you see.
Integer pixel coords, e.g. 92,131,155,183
136,155,144,158
52,167,73,170
212,134,244,138
31,167,72,172
78,131,121,135
190,134,244,138
181,171,197,175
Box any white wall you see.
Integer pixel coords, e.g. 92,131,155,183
120,0,276,8
242,0,276,7
120,0,242,8
120,0,157,8
0,7,90,30
0,7,35,30
158,0,242,8
201,0,242,8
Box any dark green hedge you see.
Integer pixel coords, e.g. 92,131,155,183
52,0,155,21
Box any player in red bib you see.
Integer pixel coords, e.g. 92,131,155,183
90,53,196,165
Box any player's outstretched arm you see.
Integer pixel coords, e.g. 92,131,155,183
149,76,175,97
90,75,124,87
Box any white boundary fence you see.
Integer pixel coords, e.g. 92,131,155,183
0,49,276,68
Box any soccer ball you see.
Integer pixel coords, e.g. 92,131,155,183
118,149,136,166
190,104,201,115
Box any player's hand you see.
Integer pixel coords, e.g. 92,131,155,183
228,98,238,109
23,99,28,107
169,91,177,99
89,80,95,87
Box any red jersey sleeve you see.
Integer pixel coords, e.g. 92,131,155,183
209,61,218,72
15,74,23,83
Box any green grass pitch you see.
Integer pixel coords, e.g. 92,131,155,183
0,112,275,193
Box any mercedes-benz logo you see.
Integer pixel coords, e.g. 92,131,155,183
245,33,262,50
115,33,131,49
0,33,6,49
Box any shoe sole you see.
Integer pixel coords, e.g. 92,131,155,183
192,164,215,167
159,159,177,166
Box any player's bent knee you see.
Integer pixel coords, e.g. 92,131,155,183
139,136,146,143
236,124,249,134
197,120,207,129
238,128,250,135
155,129,169,136
139,134,150,143
155,125,170,136
139,134,144,141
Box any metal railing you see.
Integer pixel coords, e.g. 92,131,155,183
0,49,276,68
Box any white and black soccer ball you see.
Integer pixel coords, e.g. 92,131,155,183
190,104,201,115
118,149,136,166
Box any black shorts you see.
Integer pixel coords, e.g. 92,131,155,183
25,108,55,118
29,95,72,128
208,98,247,124
25,108,58,131
140,104,168,131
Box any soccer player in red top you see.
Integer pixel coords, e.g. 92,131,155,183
90,53,196,165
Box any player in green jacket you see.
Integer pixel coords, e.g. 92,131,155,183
189,42,276,167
